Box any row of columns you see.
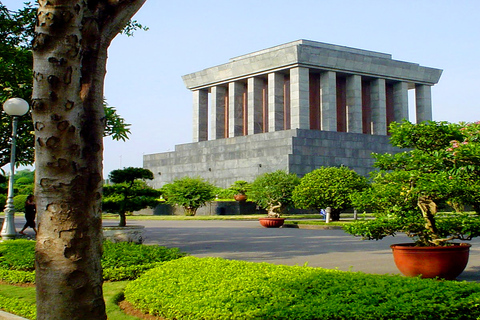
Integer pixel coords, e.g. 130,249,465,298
192,67,432,142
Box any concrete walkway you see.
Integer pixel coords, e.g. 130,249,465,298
105,219,480,282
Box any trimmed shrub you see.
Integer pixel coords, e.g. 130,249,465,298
0,239,35,271
161,176,216,216
126,256,480,320
293,166,369,221
0,240,186,283
13,194,28,212
101,241,186,269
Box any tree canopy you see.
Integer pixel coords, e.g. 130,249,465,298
292,166,368,221
104,167,159,227
161,176,216,216
345,120,480,246
0,2,131,169
249,170,300,217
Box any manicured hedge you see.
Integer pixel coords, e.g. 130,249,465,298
125,256,480,320
0,240,186,283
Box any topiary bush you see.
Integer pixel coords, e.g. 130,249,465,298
103,167,161,227
292,166,369,221
125,256,480,320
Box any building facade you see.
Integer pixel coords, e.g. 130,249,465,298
144,40,442,188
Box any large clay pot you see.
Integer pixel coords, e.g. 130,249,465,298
259,218,285,228
390,243,471,280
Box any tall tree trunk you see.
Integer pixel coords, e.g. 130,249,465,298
32,1,145,319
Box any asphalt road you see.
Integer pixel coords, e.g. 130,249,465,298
104,219,480,282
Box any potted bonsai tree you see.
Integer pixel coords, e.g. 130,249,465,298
249,170,300,228
228,180,251,202
292,166,368,221
344,120,480,279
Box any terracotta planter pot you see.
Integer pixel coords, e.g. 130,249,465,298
259,218,285,228
234,194,247,202
390,243,471,280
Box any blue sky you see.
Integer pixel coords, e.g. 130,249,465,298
3,0,480,176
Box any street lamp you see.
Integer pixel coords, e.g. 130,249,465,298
1,98,29,240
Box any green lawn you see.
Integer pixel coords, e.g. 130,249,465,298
0,281,141,320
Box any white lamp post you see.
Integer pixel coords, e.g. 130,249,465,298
1,98,29,240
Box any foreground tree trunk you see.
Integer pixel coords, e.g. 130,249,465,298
32,1,145,319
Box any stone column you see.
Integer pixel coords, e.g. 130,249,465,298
268,72,284,132
393,82,409,122
346,74,362,133
211,85,227,139
192,89,208,142
247,77,264,135
228,81,245,137
320,71,337,131
415,84,432,122
371,78,387,135
289,67,310,129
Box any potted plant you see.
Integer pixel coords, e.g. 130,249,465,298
249,170,300,228
344,120,480,279
228,180,251,202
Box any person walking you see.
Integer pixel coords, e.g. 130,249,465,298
19,194,37,235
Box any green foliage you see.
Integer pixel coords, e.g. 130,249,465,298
228,180,251,195
101,241,186,269
0,269,35,284
103,103,131,142
13,194,28,212
126,256,480,320
161,176,216,216
0,240,186,283
214,187,235,200
0,239,35,271
293,166,368,220
0,3,133,168
0,294,36,319
109,167,153,184
103,167,160,226
249,170,300,217
346,120,480,246
0,3,35,168
0,194,6,211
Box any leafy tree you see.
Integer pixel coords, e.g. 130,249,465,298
161,177,216,216
104,167,160,226
292,166,368,221
344,121,480,247
0,3,132,169
249,170,300,217
31,1,146,319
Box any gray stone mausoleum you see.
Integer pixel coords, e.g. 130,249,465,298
144,40,442,188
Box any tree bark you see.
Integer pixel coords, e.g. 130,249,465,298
32,1,145,319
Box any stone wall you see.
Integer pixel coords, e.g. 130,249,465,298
144,129,401,188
